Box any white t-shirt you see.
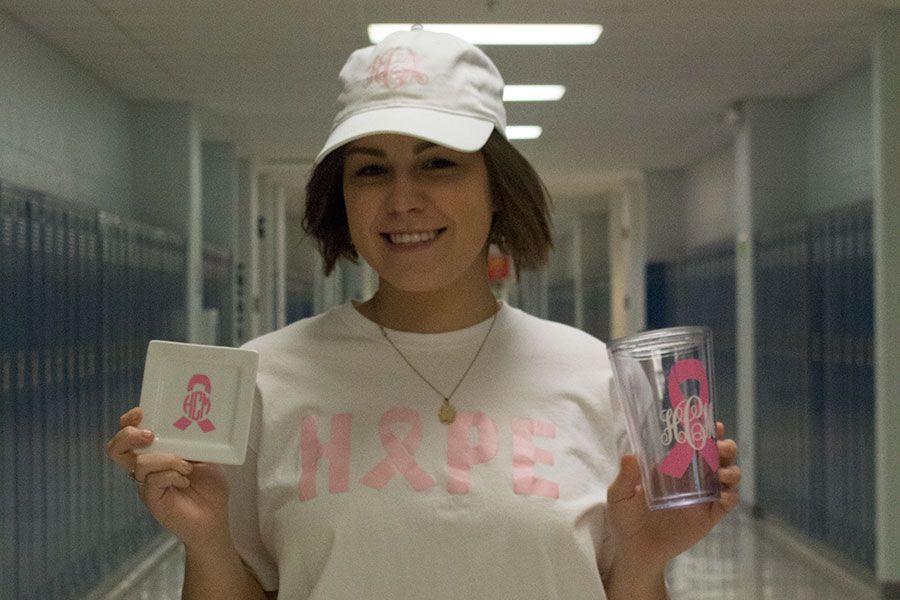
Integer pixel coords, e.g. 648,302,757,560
224,302,627,599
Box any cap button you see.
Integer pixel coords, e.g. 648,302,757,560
411,23,424,31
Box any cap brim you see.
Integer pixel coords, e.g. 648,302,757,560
314,107,495,165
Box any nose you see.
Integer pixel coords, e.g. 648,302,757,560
384,171,425,214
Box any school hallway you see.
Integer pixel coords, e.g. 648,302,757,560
2,2,899,599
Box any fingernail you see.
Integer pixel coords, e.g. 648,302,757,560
141,430,154,440
181,461,193,474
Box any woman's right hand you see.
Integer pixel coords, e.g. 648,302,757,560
105,407,232,549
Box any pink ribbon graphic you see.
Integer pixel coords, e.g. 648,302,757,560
359,408,436,491
173,373,216,432
658,359,719,478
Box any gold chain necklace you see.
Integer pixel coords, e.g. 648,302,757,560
377,309,498,424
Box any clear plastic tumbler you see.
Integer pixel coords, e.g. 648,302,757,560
607,326,721,510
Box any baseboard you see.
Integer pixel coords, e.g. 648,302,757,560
881,582,900,599
752,511,877,590
82,534,181,600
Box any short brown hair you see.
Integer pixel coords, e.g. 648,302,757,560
302,130,553,276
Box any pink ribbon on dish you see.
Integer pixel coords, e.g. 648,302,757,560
174,374,216,432
658,359,719,478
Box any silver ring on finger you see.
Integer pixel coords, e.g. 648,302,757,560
128,469,145,486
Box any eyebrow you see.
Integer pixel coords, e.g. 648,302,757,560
345,140,438,158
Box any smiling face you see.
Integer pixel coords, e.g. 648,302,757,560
342,134,495,295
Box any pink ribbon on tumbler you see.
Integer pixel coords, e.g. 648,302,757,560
658,359,719,478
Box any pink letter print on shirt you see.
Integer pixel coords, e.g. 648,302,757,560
298,413,352,501
511,419,560,498
447,412,500,494
173,374,216,433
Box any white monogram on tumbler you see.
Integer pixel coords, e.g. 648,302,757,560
658,358,719,478
660,395,715,448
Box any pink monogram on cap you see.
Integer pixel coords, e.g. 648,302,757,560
365,47,429,88
315,26,506,165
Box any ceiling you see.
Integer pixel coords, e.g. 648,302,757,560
1,0,896,212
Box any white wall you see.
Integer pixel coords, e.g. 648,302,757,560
130,102,202,233
645,145,735,261
805,66,873,213
664,67,873,253
285,213,318,296
684,144,736,247
674,67,872,241
745,100,809,231
0,13,132,214
645,169,686,262
202,141,238,252
872,12,900,585
580,211,609,277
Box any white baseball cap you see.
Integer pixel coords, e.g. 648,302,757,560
314,26,507,165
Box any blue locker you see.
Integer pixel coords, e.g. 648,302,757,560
44,196,68,598
16,192,45,600
123,223,142,549
128,223,150,545
78,209,103,588
807,226,828,542
0,180,27,600
821,218,843,554
2,182,203,595
800,204,875,569
849,210,875,565
98,212,121,572
755,231,779,520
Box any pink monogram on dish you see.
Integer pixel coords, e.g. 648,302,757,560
174,374,216,433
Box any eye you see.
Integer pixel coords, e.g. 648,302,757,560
422,157,457,170
352,163,388,177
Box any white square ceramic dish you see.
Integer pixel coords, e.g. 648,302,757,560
135,340,259,464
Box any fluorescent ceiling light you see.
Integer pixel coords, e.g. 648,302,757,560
503,85,566,102
368,24,602,45
506,126,543,140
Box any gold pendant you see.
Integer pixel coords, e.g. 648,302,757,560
439,400,456,424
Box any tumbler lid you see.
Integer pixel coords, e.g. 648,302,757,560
607,326,711,359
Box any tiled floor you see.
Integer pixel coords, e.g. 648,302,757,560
666,511,878,600
98,509,879,600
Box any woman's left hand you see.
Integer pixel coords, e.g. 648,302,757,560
606,422,741,570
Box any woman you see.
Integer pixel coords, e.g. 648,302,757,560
106,27,740,599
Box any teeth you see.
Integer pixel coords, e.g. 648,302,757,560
389,231,438,244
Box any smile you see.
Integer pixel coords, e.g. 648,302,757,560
385,229,444,245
